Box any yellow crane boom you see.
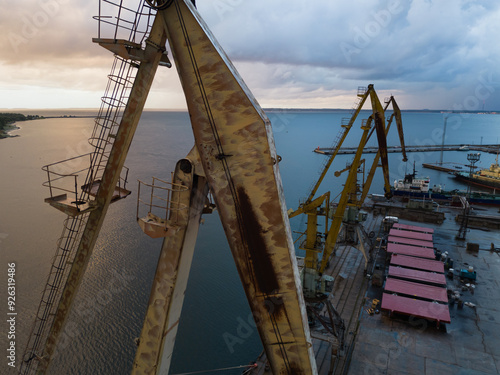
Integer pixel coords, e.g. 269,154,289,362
359,95,407,204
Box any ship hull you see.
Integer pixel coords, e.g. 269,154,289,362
391,189,500,205
454,173,500,190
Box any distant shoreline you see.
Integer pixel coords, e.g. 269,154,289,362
0,113,40,139
0,114,95,139
0,123,20,139
1,109,498,139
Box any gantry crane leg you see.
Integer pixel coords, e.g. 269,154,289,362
30,16,168,375
133,149,209,375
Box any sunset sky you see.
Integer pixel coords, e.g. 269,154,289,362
1,0,499,110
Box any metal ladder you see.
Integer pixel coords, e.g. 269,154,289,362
20,2,155,373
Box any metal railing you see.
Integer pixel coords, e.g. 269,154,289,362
42,153,94,203
137,177,189,224
42,153,129,206
94,0,155,45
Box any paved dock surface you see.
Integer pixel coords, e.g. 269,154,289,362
249,205,500,374
348,206,500,375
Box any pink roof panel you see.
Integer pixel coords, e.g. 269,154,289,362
386,243,436,259
390,254,444,273
384,278,448,303
392,223,434,234
389,228,433,242
388,235,433,248
389,266,446,285
381,293,450,323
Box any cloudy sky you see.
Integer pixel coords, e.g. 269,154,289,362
1,0,499,110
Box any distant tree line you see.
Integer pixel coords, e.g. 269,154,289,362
0,113,43,126
0,113,43,138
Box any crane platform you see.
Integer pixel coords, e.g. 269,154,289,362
81,179,131,201
44,194,97,216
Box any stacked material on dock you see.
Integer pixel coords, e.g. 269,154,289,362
388,228,434,248
392,223,434,233
381,225,450,325
386,243,436,259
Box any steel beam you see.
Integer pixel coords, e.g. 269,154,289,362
132,152,209,375
36,17,168,374
158,1,317,373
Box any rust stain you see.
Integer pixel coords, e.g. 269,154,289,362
237,187,279,294
288,361,304,375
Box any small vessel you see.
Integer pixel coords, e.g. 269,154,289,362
454,155,500,190
392,164,430,196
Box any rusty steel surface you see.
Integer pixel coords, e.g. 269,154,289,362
159,1,317,373
36,18,168,374
132,154,209,375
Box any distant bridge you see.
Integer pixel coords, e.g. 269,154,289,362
314,144,500,155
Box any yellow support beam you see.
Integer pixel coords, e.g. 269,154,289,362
320,117,375,274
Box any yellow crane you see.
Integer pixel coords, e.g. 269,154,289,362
289,87,406,299
359,95,407,205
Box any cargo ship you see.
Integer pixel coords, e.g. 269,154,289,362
454,155,500,190
392,166,500,205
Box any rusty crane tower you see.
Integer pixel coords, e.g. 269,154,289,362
20,1,317,374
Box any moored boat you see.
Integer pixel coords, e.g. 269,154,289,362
454,155,500,191
391,164,500,205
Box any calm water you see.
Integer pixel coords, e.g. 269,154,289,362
1,109,499,374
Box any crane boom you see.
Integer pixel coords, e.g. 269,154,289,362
157,2,317,372
359,95,406,204
387,96,407,162
306,88,371,203
132,150,209,374
370,91,392,199
319,116,374,274
319,86,391,274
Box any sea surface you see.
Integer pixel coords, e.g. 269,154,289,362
1,109,499,374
